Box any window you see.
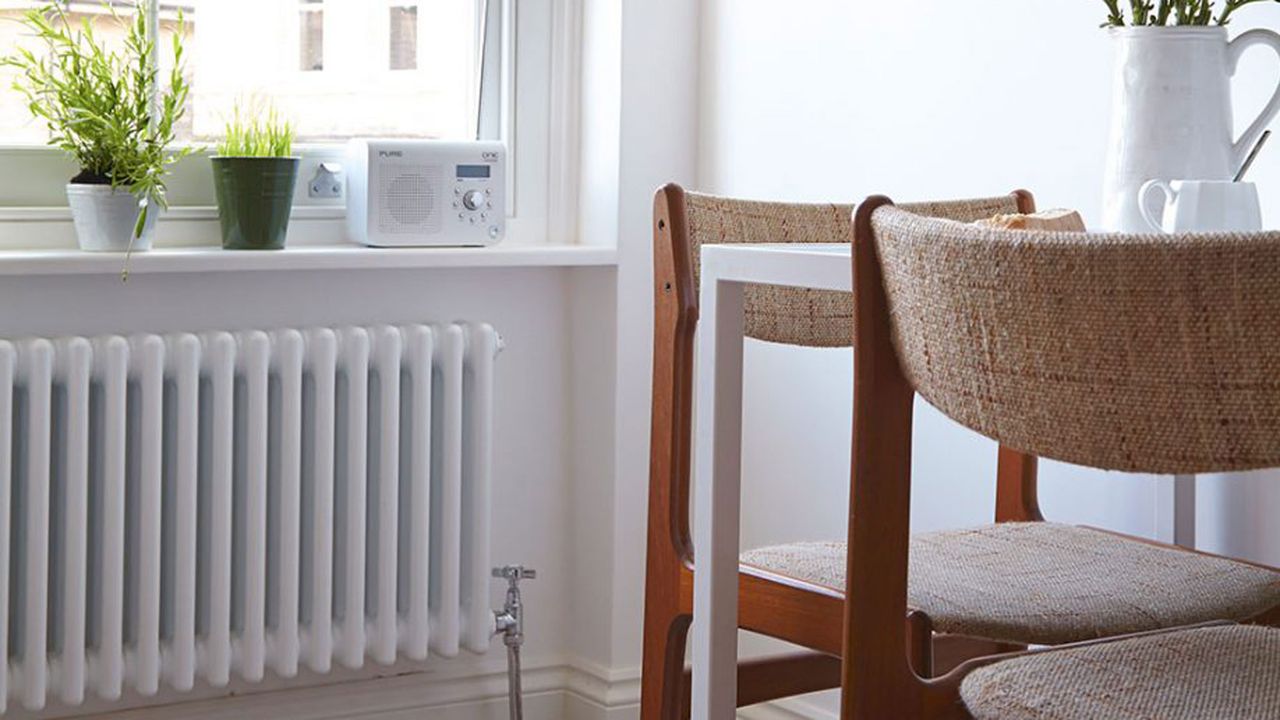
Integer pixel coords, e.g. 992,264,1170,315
0,0,567,247
1,0,483,142
188,0,480,141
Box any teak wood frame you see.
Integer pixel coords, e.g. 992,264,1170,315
640,185,1041,719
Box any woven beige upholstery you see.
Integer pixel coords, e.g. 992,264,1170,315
961,624,1280,719
684,193,1020,347
869,206,1280,473
740,523,1280,645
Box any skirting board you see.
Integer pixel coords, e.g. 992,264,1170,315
31,659,832,720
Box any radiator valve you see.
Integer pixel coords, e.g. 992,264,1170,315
493,565,536,645
494,566,536,720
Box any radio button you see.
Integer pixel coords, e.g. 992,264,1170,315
462,189,486,211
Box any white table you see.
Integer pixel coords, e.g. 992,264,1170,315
689,242,1196,719
692,243,853,719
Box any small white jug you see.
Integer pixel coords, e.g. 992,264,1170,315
1138,179,1262,233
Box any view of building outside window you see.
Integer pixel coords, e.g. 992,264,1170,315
0,0,480,144
0,1,193,143
299,0,324,72
389,3,418,71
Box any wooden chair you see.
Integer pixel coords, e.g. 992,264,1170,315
842,196,1280,719
643,185,1280,719
643,186,1051,719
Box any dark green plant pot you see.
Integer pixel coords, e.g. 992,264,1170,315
212,156,300,250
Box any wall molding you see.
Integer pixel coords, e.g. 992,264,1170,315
23,653,833,720
48,657,641,720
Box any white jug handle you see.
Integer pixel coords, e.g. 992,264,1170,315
1139,180,1174,232
1229,29,1280,170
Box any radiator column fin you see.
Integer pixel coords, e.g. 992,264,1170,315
433,326,464,657
93,336,129,701
338,328,369,669
303,329,336,674
272,329,304,678
464,325,498,652
20,339,53,710
371,327,402,665
130,335,165,696
57,338,92,705
202,332,236,687
403,326,433,661
238,332,270,682
167,334,201,692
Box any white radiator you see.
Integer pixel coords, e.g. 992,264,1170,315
0,323,500,711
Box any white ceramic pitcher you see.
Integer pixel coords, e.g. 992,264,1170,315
1102,27,1280,232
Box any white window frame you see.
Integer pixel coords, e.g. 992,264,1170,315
0,0,576,250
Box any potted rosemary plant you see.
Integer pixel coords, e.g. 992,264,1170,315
1096,0,1280,230
212,106,299,250
3,2,190,252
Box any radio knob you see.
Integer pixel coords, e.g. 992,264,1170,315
462,189,486,211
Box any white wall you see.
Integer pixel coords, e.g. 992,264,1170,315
567,0,701,696
700,5,1280,714
701,0,1280,553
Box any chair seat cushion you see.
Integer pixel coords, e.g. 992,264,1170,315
738,522,1280,645
960,624,1280,720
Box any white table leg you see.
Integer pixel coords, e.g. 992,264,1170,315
692,268,745,720
1155,474,1196,548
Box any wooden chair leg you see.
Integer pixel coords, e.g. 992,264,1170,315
640,608,692,720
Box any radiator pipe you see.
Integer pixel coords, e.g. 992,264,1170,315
493,565,536,720
505,642,523,719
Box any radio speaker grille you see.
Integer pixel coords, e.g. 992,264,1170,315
377,165,443,235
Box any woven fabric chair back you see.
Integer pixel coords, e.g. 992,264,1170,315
869,204,1280,473
684,193,1022,347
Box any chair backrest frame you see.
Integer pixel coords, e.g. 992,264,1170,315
843,194,1280,718
648,185,1041,581
648,186,1045,719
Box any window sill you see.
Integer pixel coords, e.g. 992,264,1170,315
0,243,618,277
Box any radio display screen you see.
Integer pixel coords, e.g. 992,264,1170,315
457,164,491,179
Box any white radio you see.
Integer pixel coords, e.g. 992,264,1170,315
346,139,506,247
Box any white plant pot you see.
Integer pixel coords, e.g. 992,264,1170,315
1102,27,1280,231
65,184,158,252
